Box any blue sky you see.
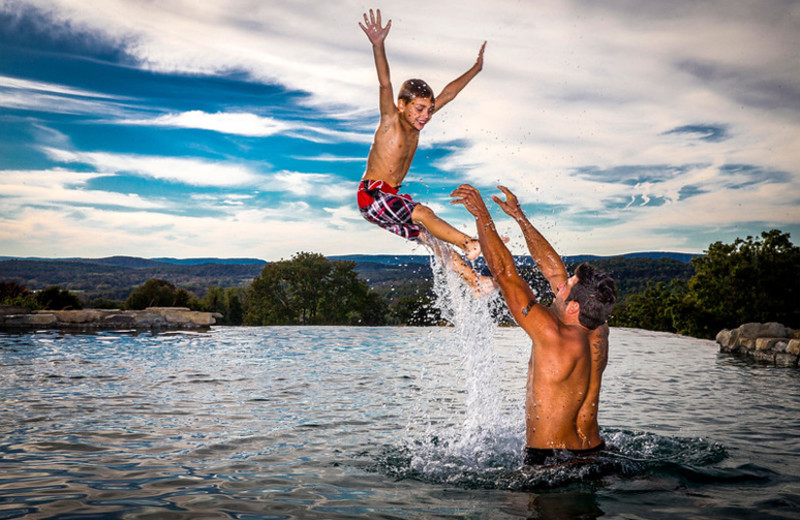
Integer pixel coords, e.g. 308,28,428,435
1,0,798,261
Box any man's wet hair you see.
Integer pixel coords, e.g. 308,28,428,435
398,79,434,104
566,263,617,330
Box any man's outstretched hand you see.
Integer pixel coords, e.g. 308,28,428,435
359,8,391,46
451,184,491,220
492,185,524,220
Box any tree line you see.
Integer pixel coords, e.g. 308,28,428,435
608,229,799,338
2,230,796,337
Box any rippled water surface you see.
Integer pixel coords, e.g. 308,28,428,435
1,325,799,519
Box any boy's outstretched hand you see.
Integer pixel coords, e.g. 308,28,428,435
475,41,486,72
359,8,391,45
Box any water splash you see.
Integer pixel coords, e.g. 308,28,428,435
399,238,525,481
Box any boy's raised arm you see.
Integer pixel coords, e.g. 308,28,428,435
359,9,395,117
434,41,486,113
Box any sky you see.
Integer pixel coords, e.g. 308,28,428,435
1,0,799,261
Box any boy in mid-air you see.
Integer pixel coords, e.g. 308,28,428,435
357,8,495,294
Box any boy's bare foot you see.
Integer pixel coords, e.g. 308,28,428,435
464,238,481,260
475,275,498,297
463,236,509,261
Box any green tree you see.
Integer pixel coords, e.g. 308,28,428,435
610,280,689,332
679,229,800,338
36,286,83,310
391,294,442,326
201,286,245,325
610,230,800,339
125,279,200,310
243,252,387,326
225,288,244,325
244,260,295,325
0,281,40,310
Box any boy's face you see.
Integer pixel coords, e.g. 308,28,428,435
398,96,434,131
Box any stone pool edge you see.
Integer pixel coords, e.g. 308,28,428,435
0,306,221,332
716,322,800,368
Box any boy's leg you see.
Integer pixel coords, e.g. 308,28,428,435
418,231,497,296
411,204,481,260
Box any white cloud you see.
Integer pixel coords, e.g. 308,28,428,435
0,74,122,99
122,111,290,137
270,171,352,202
0,169,164,211
41,147,261,187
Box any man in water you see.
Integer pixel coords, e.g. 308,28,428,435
451,184,616,465
357,8,495,294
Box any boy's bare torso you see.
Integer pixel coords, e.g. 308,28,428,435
363,112,419,188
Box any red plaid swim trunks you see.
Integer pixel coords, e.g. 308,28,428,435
357,179,422,241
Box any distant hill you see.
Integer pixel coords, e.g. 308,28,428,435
1,252,699,304
331,251,698,266
0,256,267,268
0,257,265,301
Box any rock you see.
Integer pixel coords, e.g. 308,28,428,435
0,307,217,331
753,349,776,364
716,329,733,348
0,305,30,315
775,352,798,368
739,337,756,351
739,322,787,338
755,338,781,351
1,313,57,326
717,322,798,369
46,309,106,324
101,313,137,327
148,307,216,327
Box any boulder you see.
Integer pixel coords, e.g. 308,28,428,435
775,352,798,368
755,338,781,351
45,309,106,324
753,349,776,364
101,313,137,327
739,337,756,351
739,322,787,338
0,307,217,331
1,313,57,326
716,329,734,348
717,322,798,369
0,305,30,315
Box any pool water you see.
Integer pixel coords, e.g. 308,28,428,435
1,321,799,519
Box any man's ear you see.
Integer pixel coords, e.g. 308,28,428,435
397,98,406,111
567,300,580,317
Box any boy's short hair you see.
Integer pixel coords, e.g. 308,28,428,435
398,79,434,104
566,263,617,329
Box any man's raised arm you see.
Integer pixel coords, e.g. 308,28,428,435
492,185,567,293
359,9,395,117
450,184,537,323
434,42,486,113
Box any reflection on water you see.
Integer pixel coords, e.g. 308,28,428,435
1,320,799,518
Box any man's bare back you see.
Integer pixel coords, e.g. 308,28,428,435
525,316,592,449
577,324,609,449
